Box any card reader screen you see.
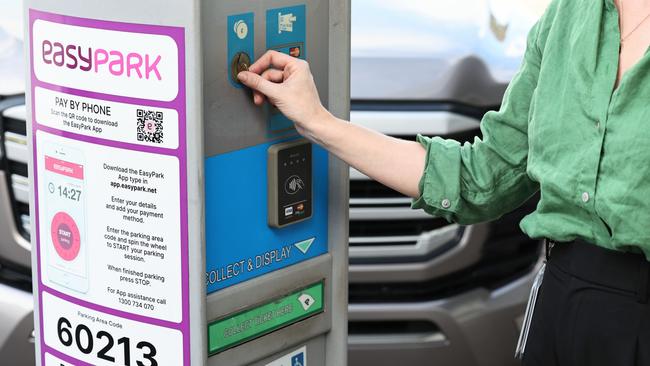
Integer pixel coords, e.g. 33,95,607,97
268,140,312,227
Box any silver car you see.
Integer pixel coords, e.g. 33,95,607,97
0,3,33,365
348,1,547,365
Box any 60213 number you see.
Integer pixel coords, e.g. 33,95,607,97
57,316,158,366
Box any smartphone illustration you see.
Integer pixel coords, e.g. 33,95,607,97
42,143,89,293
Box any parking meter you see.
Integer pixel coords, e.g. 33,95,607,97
24,0,350,365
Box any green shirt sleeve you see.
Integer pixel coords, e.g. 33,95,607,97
412,16,546,225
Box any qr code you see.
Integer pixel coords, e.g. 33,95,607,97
137,109,164,144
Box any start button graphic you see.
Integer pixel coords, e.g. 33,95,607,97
50,211,81,261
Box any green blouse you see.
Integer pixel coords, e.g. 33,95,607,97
413,0,650,259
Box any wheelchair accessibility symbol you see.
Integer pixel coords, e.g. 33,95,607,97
265,346,307,366
291,352,305,366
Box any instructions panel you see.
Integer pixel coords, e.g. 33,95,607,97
30,10,189,366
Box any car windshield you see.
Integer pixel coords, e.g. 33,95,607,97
0,1,23,41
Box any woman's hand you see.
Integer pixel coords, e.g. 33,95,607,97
237,50,331,137
238,50,426,199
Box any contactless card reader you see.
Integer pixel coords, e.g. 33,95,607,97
268,139,312,228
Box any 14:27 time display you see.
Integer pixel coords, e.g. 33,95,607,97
49,182,82,201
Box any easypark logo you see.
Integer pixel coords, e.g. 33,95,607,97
41,40,163,81
33,20,179,101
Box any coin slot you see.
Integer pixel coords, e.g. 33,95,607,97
230,52,251,84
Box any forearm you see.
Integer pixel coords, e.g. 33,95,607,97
305,112,427,198
236,52,427,198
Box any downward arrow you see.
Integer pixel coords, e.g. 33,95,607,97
294,237,315,254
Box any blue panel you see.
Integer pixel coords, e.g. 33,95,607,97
228,12,254,88
205,139,329,293
266,4,307,55
268,107,297,133
266,5,307,135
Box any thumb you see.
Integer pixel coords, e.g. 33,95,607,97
238,71,279,97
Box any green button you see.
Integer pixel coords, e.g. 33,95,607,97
208,281,324,355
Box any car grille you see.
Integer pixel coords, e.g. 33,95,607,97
348,105,541,302
348,199,540,303
350,179,404,201
348,320,440,336
0,100,30,241
350,218,449,241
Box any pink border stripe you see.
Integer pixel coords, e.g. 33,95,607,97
45,347,96,366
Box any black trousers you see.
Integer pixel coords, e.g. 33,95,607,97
522,240,650,366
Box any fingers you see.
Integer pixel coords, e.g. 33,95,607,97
238,68,285,104
247,50,296,74
252,69,285,104
261,68,284,83
237,71,279,96
238,50,308,106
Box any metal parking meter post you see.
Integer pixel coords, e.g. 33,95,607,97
24,1,350,365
